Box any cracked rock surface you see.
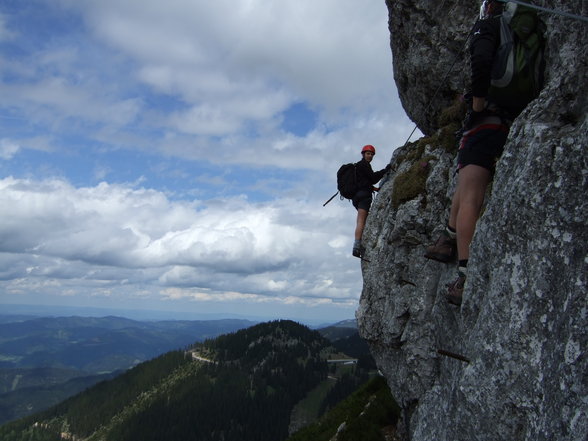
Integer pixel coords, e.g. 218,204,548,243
357,1,587,440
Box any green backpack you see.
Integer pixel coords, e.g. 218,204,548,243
489,2,546,116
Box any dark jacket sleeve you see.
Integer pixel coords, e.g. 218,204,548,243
355,159,388,191
470,17,501,98
372,166,388,184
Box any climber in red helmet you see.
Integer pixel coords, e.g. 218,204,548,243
351,144,390,258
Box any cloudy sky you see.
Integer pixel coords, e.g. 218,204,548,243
0,0,418,324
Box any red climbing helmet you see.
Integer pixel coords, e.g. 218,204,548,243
361,144,376,155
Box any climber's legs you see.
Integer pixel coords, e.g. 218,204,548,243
355,208,368,241
448,164,491,261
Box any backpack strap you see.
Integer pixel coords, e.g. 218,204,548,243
491,16,515,88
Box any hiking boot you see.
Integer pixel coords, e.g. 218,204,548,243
446,274,466,306
424,231,456,263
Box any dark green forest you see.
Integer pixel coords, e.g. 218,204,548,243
0,320,396,441
286,375,400,441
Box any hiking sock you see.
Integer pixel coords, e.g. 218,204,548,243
352,239,363,257
446,225,457,240
458,259,468,277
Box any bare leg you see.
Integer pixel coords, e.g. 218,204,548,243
355,209,369,241
448,164,491,260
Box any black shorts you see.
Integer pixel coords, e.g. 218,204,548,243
352,190,372,211
457,122,509,173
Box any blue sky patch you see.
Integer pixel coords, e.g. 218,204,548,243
281,102,318,136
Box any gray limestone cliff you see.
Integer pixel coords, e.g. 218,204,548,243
356,1,587,440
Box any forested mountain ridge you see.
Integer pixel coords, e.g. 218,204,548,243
0,315,254,424
0,320,381,441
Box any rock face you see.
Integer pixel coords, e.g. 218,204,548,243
357,1,587,440
386,0,478,135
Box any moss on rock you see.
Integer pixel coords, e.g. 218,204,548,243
391,155,436,209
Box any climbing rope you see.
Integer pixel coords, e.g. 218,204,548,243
386,19,479,173
497,0,588,23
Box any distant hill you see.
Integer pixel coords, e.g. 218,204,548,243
0,370,120,425
0,315,256,372
317,319,358,341
0,315,254,424
0,320,395,441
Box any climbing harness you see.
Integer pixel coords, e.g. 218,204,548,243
497,0,588,23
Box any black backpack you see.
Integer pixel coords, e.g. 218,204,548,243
337,163,358,200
